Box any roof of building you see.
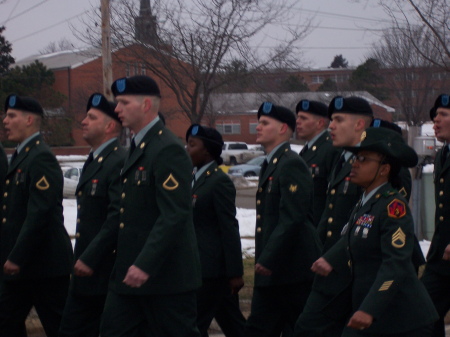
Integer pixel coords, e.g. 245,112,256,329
14,48,101,70
209,91,395,114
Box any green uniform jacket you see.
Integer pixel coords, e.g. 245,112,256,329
71,139,126,295
0,144,7,193
426,147,450,275
300,131,340,227
81,120,201,295
317,153,362,253
254,143,321,287
192,163,243,279
1,135,73,280
325,183,438,335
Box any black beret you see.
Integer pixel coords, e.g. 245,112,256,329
4,94,43,116
257,102,296,131
344,127,418,168
295,99,328,117
111,75,161,97
186,124,224,164
86,93,120,123
370,119,402,135
328,96,373,119
430,94,450,120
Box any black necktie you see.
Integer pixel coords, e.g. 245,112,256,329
334,154,346,176
10,150,18,164
129,138,136,154
260,159,268,178
299,144,308,157
442,146,449,166
82,152,94,172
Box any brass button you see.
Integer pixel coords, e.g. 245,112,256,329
137,181,141,186
3,192,7,198
119,223,125,229
5,180,9,185
120,208,124,214
75,232,80,238
258,187,263,193
327,231,332,237
2,218,6,224
78,191,82,196
330,189,336,195
123,178,127,184
256,200,261,205
328,203,333,210
440,191,444,196
77,205,81,210
122,193,126,199
440,203,444,208
2,205,6,211
328,217,333,224
348,260,352,267
440,178,444,183
257,214,261,220
256,227,262,233
76,218,80,224
440,216,444,221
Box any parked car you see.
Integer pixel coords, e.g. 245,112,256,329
227,156,265,177
62,164,83,198
221,142,265,165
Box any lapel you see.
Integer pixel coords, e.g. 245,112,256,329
121,120,164,177
7,135,43,175
330,156,352,188
302,131,329,162
437,147,450,178
192,162,218,194
77,139,120,191
259,143,290,187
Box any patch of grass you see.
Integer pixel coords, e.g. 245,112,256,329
240,257,254,301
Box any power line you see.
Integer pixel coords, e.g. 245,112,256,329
1,0,50,26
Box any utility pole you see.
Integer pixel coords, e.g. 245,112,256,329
101,0,113,100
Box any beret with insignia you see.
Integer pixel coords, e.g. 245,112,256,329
328,96,373,119
257,102,296,131
5,94,44,116
430,94,450,121
295,99,328,117
186,124,224,165
111,75,161,98
371,119,402,135
86,93,120,123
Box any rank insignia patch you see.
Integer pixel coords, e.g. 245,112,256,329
289,184,297,193
36,176,50,190
163,174,179,191
387,199,406,218
379,280,393,291
392,227,406,248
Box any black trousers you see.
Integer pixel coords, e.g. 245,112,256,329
0,275,69,337
100,289,200,337
196,278,245,337
341,324,433,337
58,291,107,337
421,267,450,337
245,281,312,337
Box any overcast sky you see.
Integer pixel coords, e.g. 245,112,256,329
0,0,395,69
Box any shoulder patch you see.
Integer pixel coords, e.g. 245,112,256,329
162,174,179,191
36,176,50,190
398,187,407,198
392,227,406,248
387,199,406,218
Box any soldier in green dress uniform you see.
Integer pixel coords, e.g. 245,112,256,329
0,94,73,337
59,93,126,337
186,124,246,337
245,102,321,337
422,93,450,337
75,75,201,337
296,99,340,227
312,127,438,336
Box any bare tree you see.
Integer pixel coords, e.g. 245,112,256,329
72,0,312,123
39,38,77,55
379,0,449,72
371,27,450,126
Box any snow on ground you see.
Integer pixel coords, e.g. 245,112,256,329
62,200,431,258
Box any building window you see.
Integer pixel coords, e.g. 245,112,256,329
125,64,130,77
141,64,146,75
311,75,324,84
134,63,139,75
216,121,241,134
249,121,258,134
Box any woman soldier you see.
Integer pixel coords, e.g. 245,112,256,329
312,127,438,336
185,124,246,337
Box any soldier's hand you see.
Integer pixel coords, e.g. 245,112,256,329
229,276,244,294
74,259,94,277
347,310,373,330
442,244,450,260
123,265,150,288
255,263,272,276
3,260,20,276
311,257,333,276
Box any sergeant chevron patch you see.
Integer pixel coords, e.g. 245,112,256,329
392,227,406,248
